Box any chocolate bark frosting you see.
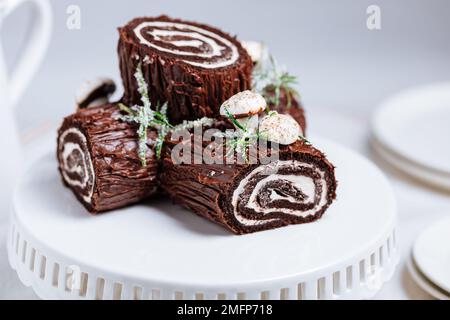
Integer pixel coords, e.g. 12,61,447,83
160,136,337,235
57,104,159,213
118,15,253,124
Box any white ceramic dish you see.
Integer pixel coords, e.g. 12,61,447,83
7,138,398,300
413,217,450,294
371,138,450,190
406,254,450,300
372,83,450,179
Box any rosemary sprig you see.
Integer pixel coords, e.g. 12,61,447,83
215,130,257,163
118,62,170,166
172,117,215,134
252,54,300,108
223,108,246,131
275,71,299,108
155,126,169,159
118,63,215,165
118,103,134,115
298,135,311,145
135,63,152,110
215,108,262,163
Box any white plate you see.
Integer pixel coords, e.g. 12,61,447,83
413,217,450,294
406,254,450,300
8,138,399,300
371,138,450,190
373,83,450,175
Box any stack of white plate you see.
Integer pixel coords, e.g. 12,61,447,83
372,83,450,190
372,84,450,299
407,218,450,300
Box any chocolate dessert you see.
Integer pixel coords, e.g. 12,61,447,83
160,136,337,235
57,104,159,213
118,15,253,124
56,15,337,234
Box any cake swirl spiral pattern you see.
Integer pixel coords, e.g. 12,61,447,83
58,128,95,204
133,21,239,69
118,16,253,124
232,161,331,228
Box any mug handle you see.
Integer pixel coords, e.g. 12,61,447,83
1,0,52,108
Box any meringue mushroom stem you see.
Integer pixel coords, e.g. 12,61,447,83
238,115,259,131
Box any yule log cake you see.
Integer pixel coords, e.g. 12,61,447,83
160,136,337,235
118,15,253,124
57,104,159,213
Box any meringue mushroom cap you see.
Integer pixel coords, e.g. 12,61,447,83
242,41,265,64
75,78,116,109
259,114,302,145
220,90,267,118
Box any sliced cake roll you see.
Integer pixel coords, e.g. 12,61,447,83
57,104,159,213
160,136,337,235
118,15,253,123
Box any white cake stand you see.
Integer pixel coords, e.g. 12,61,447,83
7,138,398,300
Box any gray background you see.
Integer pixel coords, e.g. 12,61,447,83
3,0,450,130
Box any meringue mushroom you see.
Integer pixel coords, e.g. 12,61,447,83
75,78,116,110
220,90,267,130
259,113,302,145
242,41,267,65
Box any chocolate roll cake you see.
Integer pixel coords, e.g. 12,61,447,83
57,104,159,213
118,15,253,123
160,138,337,235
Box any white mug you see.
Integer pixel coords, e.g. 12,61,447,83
0,0,52,217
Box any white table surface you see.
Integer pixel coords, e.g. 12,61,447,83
1,106,448,300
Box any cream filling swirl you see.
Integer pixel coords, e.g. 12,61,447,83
133,21,239,69
58,128,95,204
232,161,328,227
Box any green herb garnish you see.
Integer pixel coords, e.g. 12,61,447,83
253,54,300,108
215,108,264,163
118,63,171,166
298,135,311,145
119,63,215,166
